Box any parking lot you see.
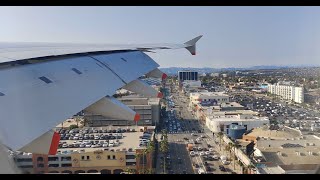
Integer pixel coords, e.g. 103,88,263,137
56,126,152,154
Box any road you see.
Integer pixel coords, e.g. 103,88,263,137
156,87,233,174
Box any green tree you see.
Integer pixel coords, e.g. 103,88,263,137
69,124,78,130
74,116,82,127
124,167,136,174
159,132,169,174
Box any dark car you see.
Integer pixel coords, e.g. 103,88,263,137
194,163,199,168
205,166,212,172
219,165,226,172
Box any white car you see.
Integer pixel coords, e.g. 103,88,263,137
209,148,214,152
199,152,205,156
62,144,68,148
197,147,203,151
189,151,195,156
198,168,205,174
212,155,219,160
205,151,211,155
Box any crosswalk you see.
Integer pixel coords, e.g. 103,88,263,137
167,130,200,134
174,138,213,143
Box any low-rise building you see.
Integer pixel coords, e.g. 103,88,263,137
205,110,269,133
189,91,230,109
245,126,320,174
13,126,155,174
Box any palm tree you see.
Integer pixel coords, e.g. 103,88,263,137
232,142,240,170
159,137,169,174
142,149,148,174
217,132,223,151
135,152,143,174
237,160,244,174
227,142,233,160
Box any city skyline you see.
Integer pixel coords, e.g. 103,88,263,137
1,6,320,68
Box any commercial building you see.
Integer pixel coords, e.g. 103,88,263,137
178,70,198,82
205,110,269,133
181,80,202,94
267,83,304,103
188,92,269,133
13,126,155,174
244,126,320,174
85,95,160,126
189,92,230,109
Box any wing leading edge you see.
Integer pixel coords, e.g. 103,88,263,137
0,35,203,64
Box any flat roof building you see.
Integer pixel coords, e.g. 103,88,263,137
13,126,155,174
246,126,320,174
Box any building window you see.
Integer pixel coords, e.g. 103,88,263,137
125,155,135,159
61,163,72,167
81,156,85,160
18,165,33,168
48,164,59,168
16,158,32,162
87,156,90,160
37,157,44,162
107,155,111,160
61,157,71,161
48,157,59,161
113,155,116,159
37,163,44,168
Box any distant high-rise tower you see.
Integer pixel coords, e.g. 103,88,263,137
178,70,198,82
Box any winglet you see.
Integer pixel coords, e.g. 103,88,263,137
184,35,203,55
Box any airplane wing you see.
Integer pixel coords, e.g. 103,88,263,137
0,35,202,154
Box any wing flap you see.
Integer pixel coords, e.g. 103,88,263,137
18,130,60,155
84,96,140,122
123,79,162,98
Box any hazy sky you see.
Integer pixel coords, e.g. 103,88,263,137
1,6,320,68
